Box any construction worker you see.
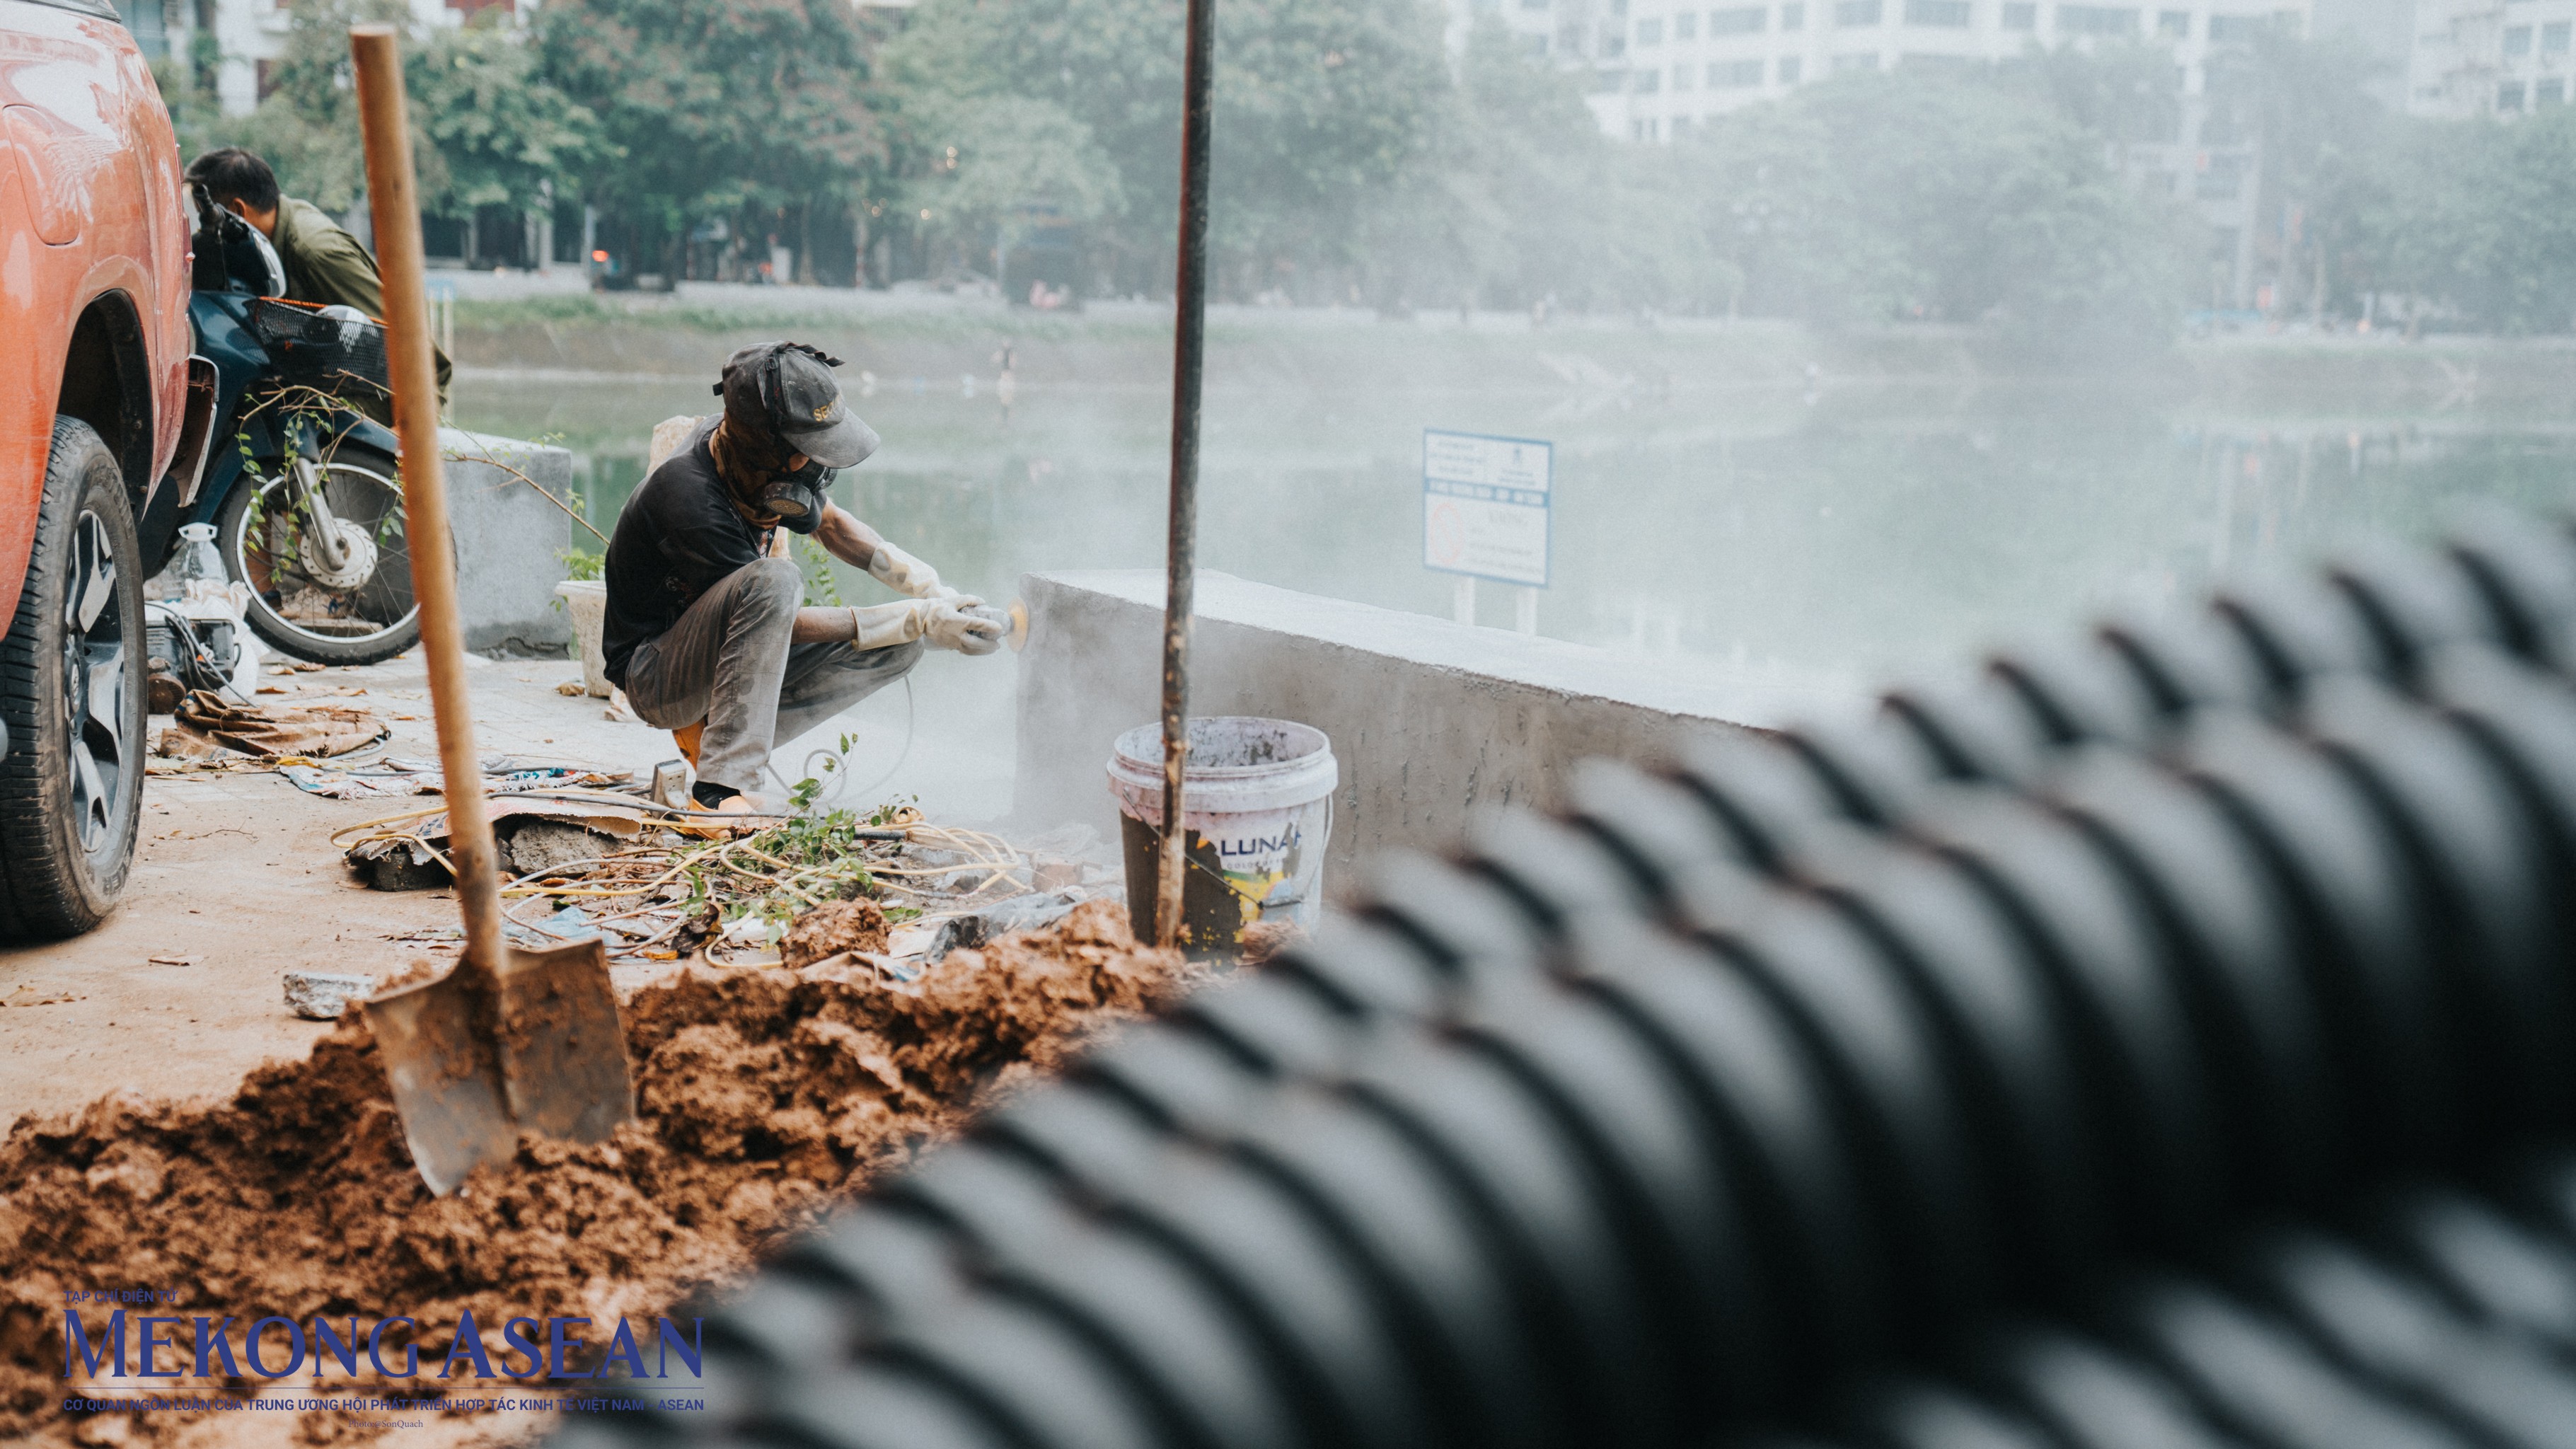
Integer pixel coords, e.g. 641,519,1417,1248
183,147,453,407
603,342,1003,815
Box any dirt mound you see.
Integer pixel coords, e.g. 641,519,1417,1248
778,898,886,969
0,899,1196,1445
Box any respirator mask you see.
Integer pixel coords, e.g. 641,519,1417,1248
717,342,870,534
751,457,834,534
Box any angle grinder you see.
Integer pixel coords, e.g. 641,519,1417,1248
957,601,1029,653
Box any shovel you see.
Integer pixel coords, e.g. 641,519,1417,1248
348,26,635,1196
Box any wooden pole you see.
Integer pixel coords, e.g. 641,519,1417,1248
351,25,502,978
1157,0,1215,949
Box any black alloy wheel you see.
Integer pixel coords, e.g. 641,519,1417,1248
0,418,148,937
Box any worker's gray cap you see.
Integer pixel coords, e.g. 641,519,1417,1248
717,342,880,468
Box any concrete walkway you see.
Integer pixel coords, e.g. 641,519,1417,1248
0,645,986,1126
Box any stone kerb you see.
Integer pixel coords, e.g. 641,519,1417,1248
1015,570,1844,877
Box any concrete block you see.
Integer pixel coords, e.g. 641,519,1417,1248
499,818,622,877
283,970,376,1021
1012,570,1854,884
440,427,576,654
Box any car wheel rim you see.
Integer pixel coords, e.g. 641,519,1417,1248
60,509,128,857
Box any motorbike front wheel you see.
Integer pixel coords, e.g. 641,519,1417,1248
216,441,422,667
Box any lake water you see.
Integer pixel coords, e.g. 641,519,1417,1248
450,318,2576,823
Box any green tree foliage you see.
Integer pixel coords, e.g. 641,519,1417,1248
169,0,601,218
1440,21,1619,301
2358,110,2576,333
189,0,407,212
154,57,233,178
905,96,1124,280
2178,29,2576,335
535,0,886,241
1682,67,2188,348
1997,38,2183,144
882,0,1448,290
1368,21,1736,313
183,0,2576,340
409,18,612,214
1685,100,1881,322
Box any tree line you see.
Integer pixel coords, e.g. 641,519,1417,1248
156,0,2576,343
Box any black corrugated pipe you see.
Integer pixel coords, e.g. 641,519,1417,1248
553,514,2576,1449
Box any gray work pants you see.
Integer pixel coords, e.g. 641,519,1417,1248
621,556,923,793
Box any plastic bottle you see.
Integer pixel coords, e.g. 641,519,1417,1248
173,522,222,587
168,522,251,682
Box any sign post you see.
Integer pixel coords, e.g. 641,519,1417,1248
1422,429,1550,634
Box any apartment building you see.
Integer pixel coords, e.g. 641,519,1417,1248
114,0,485,115
2405,0,2576,115
1450,0,2311,302
1588,0,2313,138
1448,0,2315,140
1446,0,1644,69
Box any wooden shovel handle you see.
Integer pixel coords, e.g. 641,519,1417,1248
350,26,503,981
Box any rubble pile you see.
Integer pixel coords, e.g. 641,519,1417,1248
0,900,1200,1445
360,801,1109,972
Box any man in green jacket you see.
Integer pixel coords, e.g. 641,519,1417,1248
185,147,453,407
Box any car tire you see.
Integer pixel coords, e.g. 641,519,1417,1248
0,418,148,938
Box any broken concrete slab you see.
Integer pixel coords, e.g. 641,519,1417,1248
499,817,620,877
927,889,1082,962
282,971,376,1021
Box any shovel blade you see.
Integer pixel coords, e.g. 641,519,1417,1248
493,936,636,1144
363,971,516,1196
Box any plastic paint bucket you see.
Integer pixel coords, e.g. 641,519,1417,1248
555,580,612,698
1107,717,1337,958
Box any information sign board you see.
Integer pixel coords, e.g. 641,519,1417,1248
1421,429,1551,587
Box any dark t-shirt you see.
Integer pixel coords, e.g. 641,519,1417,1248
602,419,774,686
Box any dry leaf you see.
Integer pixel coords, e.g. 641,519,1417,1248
4,986,83,1006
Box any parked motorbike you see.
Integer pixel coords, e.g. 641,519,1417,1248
164,187,420,666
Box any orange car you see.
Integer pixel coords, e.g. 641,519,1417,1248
1,0,211,936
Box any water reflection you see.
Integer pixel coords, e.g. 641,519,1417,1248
451,359,2576,819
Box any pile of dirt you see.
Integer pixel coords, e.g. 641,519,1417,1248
778,898,887,969
0,899,1197,1445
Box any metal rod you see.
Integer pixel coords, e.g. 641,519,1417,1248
1157,0,1216,949
352,25,504,981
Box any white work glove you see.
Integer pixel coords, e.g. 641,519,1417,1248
867,540,967,603
926,601,1007,656
837,600,1005,655
842,600,930,651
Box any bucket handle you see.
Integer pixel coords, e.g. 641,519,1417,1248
1262,792,1334,912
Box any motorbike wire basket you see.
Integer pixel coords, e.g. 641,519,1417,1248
244,296,393,403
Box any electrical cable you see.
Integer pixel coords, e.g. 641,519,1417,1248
767,674,916,810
